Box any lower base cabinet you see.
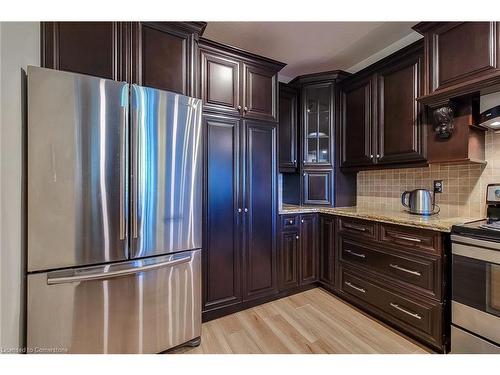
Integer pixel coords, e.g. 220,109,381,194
278,212,448,353
279,214,318,291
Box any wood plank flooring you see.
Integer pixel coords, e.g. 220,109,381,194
171,288,431,354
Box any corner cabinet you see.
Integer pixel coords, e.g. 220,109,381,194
41,22,206,96
340,40,426,169
286,71,356,207
199,38,284,122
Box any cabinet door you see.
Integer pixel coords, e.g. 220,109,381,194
279,230,300,291
302,83,333,167
319,215,335,287
242,63,278,121
131,22,194,95
302,170,332,206
377,49,426,164
426,22,500,92
199,48,241,116
203,115,242,312
41,22,125,80
243,120,278,300
300,214,318,285
340,78,374,167
279,84,298,171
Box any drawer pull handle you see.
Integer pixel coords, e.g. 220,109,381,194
345,249,366,259
345,281,366,293
344,223,367,232
389,263,421,276
393,234,422,243
390,303,422,320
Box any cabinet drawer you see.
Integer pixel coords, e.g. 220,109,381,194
339,237,440,299
379,224,442,255
340,267,442,345
337,217,377,240
281,214,299,230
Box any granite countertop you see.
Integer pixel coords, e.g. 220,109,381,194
279,204,480,232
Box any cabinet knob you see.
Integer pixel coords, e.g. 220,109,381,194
293,159,296,164
301,219,304,223
237,105,242,110
244,106,248,112
370,154,374,159
244,208,248,213
237,208,242,213
376,154,381,159
289,219,293,224
296,235,299,240
303,173,306,177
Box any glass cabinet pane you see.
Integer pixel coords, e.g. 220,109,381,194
304,84,331,164
307,138,318,162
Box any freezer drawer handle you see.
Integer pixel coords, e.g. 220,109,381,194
46,255,192,285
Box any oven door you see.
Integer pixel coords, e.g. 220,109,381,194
451,235,500,350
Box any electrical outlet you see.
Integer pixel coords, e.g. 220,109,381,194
434,180,444,193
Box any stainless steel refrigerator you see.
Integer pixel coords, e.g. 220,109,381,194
26,66,202,354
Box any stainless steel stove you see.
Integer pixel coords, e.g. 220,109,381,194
450,183,500,354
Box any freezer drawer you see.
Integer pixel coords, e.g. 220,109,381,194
27,249,201,354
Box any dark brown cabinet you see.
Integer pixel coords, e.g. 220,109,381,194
340,40,426,169
201,41,284,321
279,83,298,172
299,214,318,284
279,214,318,291
203,114,242,312
202,117,278,319
319,215,335,287
279,230,300,290
302,170,332,205
334,216,447,352
243,121,278,300
340,77,373,167
41,21,206,95
285,71,355,207
199,39,284,122
130,22,205,95
413,22,500,105
41,22,126,81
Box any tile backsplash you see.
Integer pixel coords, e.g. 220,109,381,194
357,132,500,218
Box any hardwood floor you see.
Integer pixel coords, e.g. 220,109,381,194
171,288,431,354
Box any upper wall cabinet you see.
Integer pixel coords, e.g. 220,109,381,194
41,22,126,81
199,38,285,122
41,22,206,96
340,40,426,169
279,83,298,172
413,22,500,107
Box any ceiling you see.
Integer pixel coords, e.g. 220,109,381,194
203,22,421,82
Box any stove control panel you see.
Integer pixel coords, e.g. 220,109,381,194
487,183,500,204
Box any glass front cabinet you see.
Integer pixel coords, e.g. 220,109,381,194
303,82,333,167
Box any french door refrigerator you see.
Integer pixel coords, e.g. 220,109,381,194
26,66,202,354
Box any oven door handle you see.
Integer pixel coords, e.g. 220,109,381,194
452,235,500,264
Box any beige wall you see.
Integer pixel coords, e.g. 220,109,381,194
0,22,39,351
357,132,500,219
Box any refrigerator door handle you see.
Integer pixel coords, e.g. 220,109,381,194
46,255,192,285
131,106,139,239
119,105,128,241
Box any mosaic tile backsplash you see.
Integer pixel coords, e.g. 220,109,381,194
357,132,500,219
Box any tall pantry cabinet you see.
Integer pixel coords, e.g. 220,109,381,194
199,38,286,320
